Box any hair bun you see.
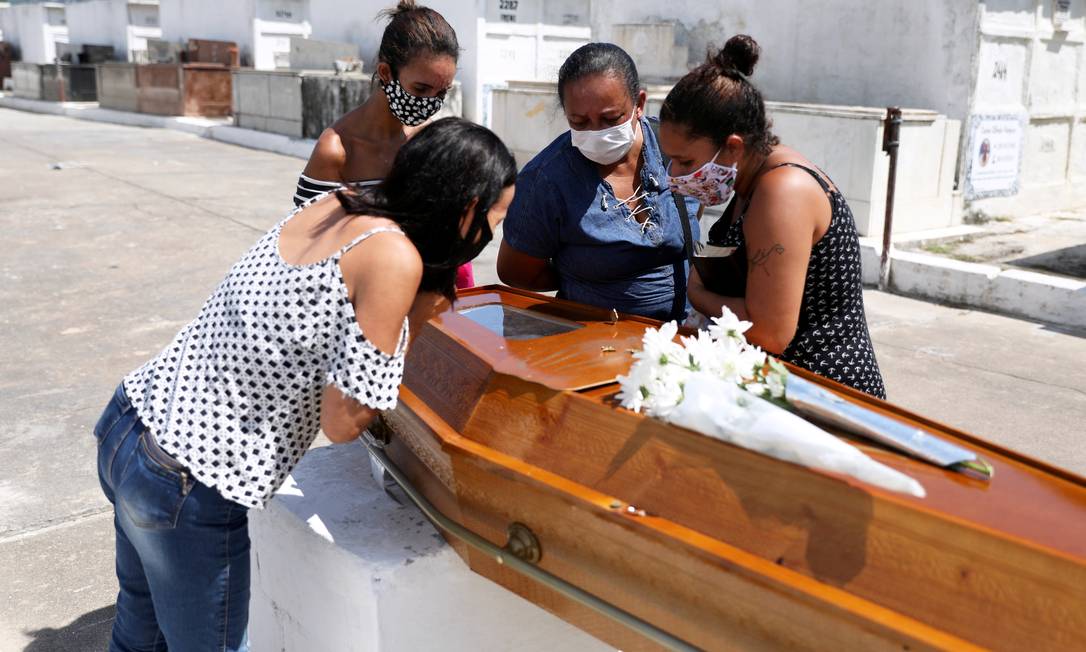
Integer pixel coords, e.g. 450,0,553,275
711,34,760,77
382,0,418,19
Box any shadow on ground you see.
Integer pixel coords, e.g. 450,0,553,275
23,605,114,652
1041,320,1086,340
1011,243,1086,279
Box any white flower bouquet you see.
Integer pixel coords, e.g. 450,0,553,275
616,311,927,498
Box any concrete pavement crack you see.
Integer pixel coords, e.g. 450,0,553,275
0,507,113,544
0,134,263,235
873,338,1086,398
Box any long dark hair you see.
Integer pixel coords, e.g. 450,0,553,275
660,35,779,154
377,0,459,76
336,118,516,300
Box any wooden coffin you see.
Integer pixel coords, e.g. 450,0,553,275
380,286,1086,651
136,63,232,117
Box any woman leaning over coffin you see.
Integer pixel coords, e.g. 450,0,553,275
658,35,885,398
94,118,516,651
497,43,701,322
296,0,476,288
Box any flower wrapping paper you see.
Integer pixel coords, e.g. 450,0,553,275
617,312,925,498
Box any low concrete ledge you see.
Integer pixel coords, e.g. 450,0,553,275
0,95,315,160
0,94,228,134
0,94,84,116
250,442,611,651
208,124,315,160
888,250,1086,330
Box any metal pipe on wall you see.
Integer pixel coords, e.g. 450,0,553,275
880,106,902,291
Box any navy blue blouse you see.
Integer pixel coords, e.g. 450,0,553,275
502,116,701,321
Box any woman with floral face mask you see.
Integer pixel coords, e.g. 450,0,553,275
296,1,476,288
497,43,701,321
658,35,885,398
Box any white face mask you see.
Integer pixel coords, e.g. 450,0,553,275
570,113,638,165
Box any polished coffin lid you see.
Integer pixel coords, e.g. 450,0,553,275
418,289,661,391
394,286,1086,649
408,287,1086,557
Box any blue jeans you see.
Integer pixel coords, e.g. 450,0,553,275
95,384,250,652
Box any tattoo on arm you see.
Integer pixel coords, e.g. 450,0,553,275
749,244,786,276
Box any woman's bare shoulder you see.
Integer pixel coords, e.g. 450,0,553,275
303,128,349,181
339,219,421,283
747,153,833,238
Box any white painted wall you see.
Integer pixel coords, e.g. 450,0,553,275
582,0,1086,216
67,0,122,57
307,0,389,65
159,0,248,63
67,0,118,53
590,0,981,121
968,0,1086,215
125,1,160,57
159,0,309,68
307,0,589,122
66,0,161,61
41,3,67,62
252,0,310,69
160,0,253,61
0,3,11,45
467,0,590,122
433,1,482,121
3,2,69,64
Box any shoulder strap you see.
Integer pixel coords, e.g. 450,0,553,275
647,119,694,262
648,118,695,322
646,117,671,173
766,162,833,195
337,226,406,257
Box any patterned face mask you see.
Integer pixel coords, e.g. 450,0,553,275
381,77,444,127
667,149,739,207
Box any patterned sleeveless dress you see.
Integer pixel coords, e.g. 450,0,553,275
708,163,886,398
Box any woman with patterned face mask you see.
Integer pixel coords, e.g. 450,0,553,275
658,35,885,398
497,43,701,322
296,1,476,288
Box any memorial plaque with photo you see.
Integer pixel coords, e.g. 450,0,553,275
964,113,1025,200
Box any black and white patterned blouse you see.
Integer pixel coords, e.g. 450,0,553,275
709,163,886,398
124,200,409,508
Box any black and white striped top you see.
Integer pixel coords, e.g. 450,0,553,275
294,174,380,207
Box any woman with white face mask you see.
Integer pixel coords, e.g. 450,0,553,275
497,43,701,321
658,35,885,398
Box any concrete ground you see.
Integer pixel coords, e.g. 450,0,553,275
903,209,1086,279
1,108,1084,651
